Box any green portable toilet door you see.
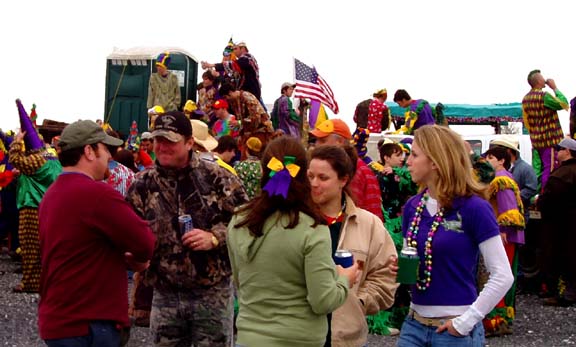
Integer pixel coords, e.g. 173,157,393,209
163,53,198,111
105,53,198,139
104,61,150,138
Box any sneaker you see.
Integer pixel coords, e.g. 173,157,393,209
388,328,400,336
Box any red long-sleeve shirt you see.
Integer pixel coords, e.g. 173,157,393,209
349,159,384,221
38,172,155,340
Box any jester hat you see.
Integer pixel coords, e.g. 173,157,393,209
16,99,44,152
156,52,171,69
223,37,235,58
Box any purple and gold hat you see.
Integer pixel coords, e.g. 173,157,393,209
156,52,171,69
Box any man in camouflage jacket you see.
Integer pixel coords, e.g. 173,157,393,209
126,111,248,347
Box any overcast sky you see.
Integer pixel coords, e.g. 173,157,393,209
2,0,574,133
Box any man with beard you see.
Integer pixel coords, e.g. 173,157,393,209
38,120,156,347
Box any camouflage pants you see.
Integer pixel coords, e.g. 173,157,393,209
151,280,233,347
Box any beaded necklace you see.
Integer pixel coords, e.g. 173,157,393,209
324,199,347,225
406,190,445,291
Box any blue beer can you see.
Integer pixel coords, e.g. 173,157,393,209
334,249,354,268
178,214,193,235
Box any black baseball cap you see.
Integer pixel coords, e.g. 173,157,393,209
152,111,192,142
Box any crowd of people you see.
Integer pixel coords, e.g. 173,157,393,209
0,40,576,347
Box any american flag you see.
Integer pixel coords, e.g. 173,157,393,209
294,58,339,114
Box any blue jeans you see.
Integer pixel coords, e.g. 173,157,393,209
44,321,121,347
397,316,484,347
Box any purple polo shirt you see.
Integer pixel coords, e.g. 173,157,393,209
402,193,499,306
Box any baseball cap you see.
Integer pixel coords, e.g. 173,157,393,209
152,111,192,142
141,132,153,140
310,119,352,140
490,136,519,152
213,99,229,110
557,138,576,151
58,120,124,151
281,82,296,91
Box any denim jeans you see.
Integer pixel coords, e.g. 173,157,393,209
44,321,121,347
397,316,485,347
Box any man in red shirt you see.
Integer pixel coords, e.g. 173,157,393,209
310,119,384,221
38,120,156,347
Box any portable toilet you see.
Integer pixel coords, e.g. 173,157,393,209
104,47,198,138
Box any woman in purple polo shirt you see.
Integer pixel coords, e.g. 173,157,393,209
397,125,514,347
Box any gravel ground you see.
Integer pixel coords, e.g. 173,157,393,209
1,254,575,347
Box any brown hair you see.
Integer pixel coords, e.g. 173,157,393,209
58,143,99,167
202,70,216,81
378,142,403,164
484,146,511,170
309,144,357,196
234,136,324,237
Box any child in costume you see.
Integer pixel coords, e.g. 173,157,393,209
353,128,417,335
481,146,525,336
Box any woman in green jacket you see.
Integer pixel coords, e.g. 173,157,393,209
228,136,358,347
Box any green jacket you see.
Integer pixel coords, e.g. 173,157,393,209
227,211,349,347
8,141,61,209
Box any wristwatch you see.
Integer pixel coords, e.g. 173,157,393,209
211,235,219,248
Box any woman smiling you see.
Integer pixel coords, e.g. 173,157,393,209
308,145,398,346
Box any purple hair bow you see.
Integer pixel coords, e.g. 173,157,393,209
262,156,300,199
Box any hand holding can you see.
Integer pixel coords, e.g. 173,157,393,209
334,250,361,288
178,214,193,236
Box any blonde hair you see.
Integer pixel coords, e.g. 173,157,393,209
413,125,488,209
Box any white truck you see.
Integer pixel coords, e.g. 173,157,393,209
366,132,533,166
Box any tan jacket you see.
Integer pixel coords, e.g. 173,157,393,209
332,195,398,347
